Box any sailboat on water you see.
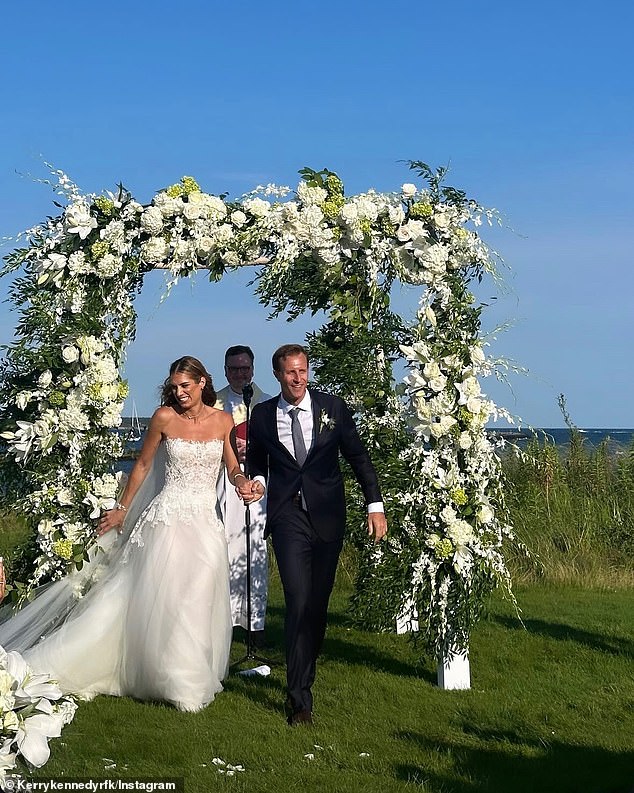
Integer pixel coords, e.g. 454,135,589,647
125,401,143,443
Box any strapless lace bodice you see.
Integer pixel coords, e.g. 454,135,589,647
127,438,225,549
163,437,224,498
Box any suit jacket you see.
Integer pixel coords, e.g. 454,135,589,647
248,389,382,541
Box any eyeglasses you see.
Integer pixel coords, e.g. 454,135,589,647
226,366,252,373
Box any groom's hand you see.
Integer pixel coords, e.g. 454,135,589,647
236,479,265,504
367,512,387,543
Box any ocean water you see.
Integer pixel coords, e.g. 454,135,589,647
491,427,634,454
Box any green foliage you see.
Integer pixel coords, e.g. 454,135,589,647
502,425,634,585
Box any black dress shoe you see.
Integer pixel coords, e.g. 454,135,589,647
288,709,313,727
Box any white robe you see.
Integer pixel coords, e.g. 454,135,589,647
215,383,271,630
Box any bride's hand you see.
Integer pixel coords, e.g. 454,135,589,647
235,479,265,504
97,507,126,536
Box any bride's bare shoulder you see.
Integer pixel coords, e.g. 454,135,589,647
209,406,232,425
150,405,178,429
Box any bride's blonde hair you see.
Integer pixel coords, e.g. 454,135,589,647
161,356,217,407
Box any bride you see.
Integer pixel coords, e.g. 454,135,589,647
0,355,252,712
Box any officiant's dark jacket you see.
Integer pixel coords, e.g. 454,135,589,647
248,389,382,541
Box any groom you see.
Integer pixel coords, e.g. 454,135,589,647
241,343,387,726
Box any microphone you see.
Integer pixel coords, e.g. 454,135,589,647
242,383,254,407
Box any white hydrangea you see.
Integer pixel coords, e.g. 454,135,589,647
141,237,169,264
67,250,87,276
93,253,121,279
100,402,123,428
296,182,327,206
100,220,126,252
447,520,475,547
140,206,164,235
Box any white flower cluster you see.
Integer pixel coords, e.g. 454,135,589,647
0,645,77,777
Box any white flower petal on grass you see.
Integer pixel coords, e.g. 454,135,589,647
304,753,315,760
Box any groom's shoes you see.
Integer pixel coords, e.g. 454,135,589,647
285,697,313,727
288,709,313,727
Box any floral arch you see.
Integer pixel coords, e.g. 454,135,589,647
0,163,516,663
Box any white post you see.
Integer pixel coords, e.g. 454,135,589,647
437,646,470,690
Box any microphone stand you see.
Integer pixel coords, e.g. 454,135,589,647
232,383,272,673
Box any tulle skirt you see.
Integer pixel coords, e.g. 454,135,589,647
0,493,232,712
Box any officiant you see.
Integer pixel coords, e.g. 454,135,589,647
215,345,271,646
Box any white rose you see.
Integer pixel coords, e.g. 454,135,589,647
230,210,247,227
465,396,482,415
405,220,427,241
62,345,80,364
153,192,183,217
196,236,215,257
458,431,473,450
388,205,406,225
434,210,451,229
201,195,228,218
57,488,74,506
38,519,54,536
214,224,233,244
182,202,202,221
222,251,240,267
401,183,417,198
243,197,271,217
477,505,494,524
37,370,53,388
340,203,359,225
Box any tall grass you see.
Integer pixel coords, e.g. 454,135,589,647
502,427,634,587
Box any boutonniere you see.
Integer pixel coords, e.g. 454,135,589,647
319,409,336,433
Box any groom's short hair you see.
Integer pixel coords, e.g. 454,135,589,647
272,344,309,372
224,345,254,364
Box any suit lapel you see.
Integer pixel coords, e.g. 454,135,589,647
266,395,298,464
306,390,324,459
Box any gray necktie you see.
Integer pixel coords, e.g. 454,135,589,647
289,407,307,466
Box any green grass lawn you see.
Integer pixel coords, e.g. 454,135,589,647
14,569,633,793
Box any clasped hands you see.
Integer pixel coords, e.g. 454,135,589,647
235,477,265,504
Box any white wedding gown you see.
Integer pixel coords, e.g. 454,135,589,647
0,437,232,712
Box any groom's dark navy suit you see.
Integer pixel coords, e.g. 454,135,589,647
248,389,382,718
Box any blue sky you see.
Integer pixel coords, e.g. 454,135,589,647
1,0,632,425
